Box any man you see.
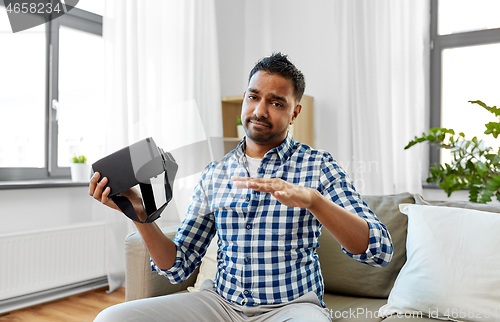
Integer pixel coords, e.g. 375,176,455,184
91,53,393,321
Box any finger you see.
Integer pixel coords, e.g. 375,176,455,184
275,191,287,198
232,179,266,190
101,187,114,205
232,177,277,185
236,177,273,183
246,181,279,193
101,186,112,205
272,191,298,207
89,172,100,196
93,176,108,200
231,176,251,182
233,180,249,189
273,191,285,202
253,179,286,192
102,186,121,211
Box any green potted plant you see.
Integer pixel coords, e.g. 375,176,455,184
70,154,91,182
236,116,245,139
405,100,500,203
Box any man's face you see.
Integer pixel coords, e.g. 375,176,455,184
241,71,301,147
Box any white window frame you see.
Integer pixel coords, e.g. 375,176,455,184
429,0,500,165
0,1,102,181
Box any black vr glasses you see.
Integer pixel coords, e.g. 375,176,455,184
92,137,178,223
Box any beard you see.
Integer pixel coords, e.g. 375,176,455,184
244,116,287,145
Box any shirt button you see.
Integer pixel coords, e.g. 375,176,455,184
246,224,251,230
243,290,249,295
245,197,250,201
245,257,250,263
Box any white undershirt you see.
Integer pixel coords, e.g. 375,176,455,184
245,154,262,178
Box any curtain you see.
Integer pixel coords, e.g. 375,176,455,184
100,0,222,292
337,0,429,195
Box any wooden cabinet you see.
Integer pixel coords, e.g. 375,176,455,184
221,95,314,153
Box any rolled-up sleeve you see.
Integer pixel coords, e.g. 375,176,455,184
151,166,216,283
319,157,393,267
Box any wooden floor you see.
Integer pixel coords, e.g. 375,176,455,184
0,287,125,322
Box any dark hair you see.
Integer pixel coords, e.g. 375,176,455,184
248,52,306,103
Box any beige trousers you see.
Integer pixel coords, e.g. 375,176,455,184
94,280,330,322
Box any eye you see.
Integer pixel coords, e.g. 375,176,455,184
272,102,284,108
248,94,257,100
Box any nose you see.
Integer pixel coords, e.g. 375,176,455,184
253,100,268,119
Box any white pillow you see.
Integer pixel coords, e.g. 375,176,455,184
379,204,500,321
187,237,218,292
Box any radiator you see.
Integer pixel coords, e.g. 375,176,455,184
0,222,106,301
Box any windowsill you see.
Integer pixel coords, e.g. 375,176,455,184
0,179,90,190
422,183,441,190
422,182,469,191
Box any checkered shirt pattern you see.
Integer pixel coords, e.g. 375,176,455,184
152,133,393,306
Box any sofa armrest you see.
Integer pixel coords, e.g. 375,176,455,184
125,225,199,301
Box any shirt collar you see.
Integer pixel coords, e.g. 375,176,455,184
236,131,295,162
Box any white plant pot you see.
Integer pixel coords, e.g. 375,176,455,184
70,163,91,182
237,125,245,139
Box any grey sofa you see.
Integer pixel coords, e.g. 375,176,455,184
124,192,500,321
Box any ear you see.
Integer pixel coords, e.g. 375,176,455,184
290,104,302,125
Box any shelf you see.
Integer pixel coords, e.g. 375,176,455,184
221,95,244,104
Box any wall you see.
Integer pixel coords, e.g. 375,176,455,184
0,186,98,235
0,183,183,236
214,0,246,97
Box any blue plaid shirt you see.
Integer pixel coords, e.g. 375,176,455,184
152,133,393,306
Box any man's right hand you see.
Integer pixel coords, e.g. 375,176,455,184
89,172,147,222
90,172,177,270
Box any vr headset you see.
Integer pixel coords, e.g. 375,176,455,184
92,137,178,223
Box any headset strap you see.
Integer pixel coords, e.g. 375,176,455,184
111,171,172,223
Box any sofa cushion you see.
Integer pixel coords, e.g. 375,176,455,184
379,204,500,322
125,227,199,301
323,293,387,322
382,315,437,321
414,194,500,214
323,294,436,321
317,192,413,299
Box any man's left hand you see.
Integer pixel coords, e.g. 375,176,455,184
232,176,320,209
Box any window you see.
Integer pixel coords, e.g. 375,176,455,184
0,14,45,169
430,0,500,166
0,1,103,181
57,25,104,168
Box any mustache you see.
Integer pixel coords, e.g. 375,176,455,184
247,116,272,127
